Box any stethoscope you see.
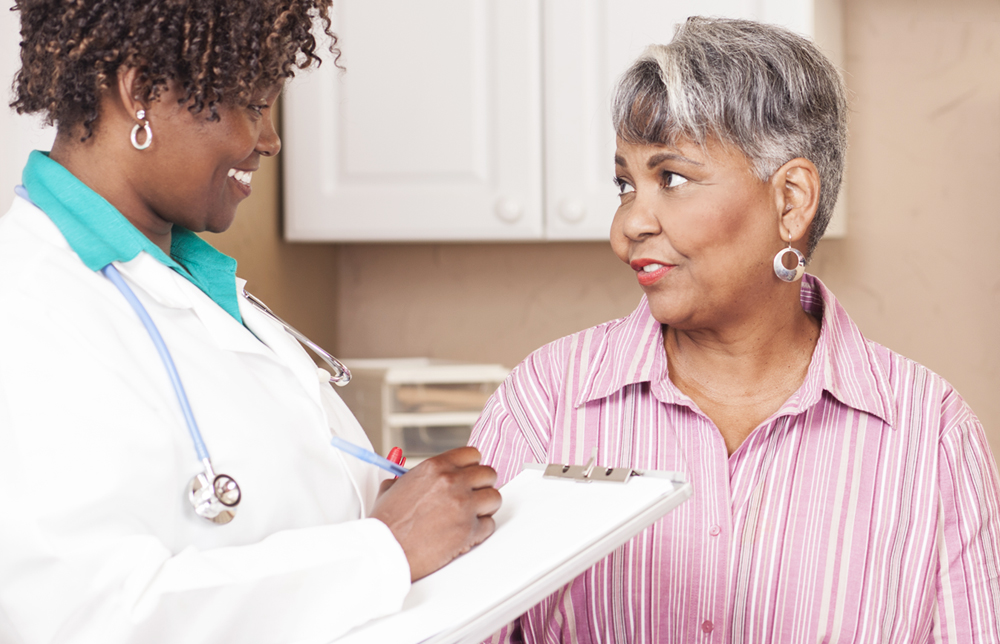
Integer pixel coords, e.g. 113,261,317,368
15,185,352,525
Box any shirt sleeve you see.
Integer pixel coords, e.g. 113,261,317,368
935,403,1000,643
470,343,565,487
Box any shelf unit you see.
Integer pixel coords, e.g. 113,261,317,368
336,358,510,462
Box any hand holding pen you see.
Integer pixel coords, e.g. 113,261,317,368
330,437,501,582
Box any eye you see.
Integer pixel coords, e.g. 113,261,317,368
662,171,688,189
614,177,634,196
247,103,267,116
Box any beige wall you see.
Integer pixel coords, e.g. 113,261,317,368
214,0,1000,455
812,0,1000,452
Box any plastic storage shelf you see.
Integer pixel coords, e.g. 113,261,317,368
336,358,510,462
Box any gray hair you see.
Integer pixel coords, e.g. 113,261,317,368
612,17,848,256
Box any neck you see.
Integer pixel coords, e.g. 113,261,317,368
50,126,173,255
664,281,820,399
664,280,821,455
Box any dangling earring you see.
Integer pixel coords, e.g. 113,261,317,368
130,109,152,150
773,234,805,282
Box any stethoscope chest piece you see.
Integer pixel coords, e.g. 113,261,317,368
189,467,241,525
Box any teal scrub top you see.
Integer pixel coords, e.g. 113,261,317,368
21,150,243,323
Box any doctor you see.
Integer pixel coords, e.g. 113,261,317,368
0,0,500,642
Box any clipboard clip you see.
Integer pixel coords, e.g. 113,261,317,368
542,449,639,483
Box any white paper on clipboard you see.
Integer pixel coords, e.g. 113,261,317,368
335,463,693,644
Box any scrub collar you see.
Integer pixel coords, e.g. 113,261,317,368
22,150,243,323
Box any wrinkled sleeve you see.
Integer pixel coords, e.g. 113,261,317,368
471,343,566,487
935,400,1000,643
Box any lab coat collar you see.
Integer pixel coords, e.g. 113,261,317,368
21,150,244,323
112,259,328,425
111,258,292,373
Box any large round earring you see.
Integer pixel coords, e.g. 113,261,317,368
130,109,152,150
773,242,805,282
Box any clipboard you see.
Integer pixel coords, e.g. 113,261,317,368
335,456,693,644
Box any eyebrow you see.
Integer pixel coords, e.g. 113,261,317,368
614,152,704,168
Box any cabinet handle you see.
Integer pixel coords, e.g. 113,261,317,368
558,200,586,224
494,197,523,223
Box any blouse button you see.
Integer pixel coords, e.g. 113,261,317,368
709,525,721,537
702,620,714,633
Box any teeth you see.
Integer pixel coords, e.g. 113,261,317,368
642,263,664,272
229,169,252,185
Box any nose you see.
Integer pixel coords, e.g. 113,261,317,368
615,190,662,242
257,115,281,157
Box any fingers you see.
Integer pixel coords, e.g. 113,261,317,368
368,449,503,581
472,485,502,518
414,447,496,490
429,445,484,468
459,515,497,556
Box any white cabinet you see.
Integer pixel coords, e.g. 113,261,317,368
283,0,843,242
284,0,543,241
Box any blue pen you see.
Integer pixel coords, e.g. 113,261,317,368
330,436,409,477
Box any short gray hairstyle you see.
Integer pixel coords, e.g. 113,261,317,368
612,17,848,256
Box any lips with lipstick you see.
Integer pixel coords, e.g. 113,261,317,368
630,259,675,286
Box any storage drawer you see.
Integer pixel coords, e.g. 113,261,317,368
391,382,496,414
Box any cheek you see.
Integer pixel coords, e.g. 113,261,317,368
684,196,759,253
609,207,630,263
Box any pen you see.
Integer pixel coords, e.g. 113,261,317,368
387,446,406,467
330,435,409,477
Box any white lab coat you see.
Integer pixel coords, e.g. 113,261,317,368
0,195,411,644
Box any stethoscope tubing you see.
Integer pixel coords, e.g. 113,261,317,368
15,183,351,523
100,263,212,463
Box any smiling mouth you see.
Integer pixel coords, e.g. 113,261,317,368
630,259,675,286
228,168,253,186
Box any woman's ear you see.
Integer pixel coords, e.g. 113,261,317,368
772,157,820,244
116,66,147,120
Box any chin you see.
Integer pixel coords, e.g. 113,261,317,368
205,214,238,234
645,299,689,328
647,285,715,328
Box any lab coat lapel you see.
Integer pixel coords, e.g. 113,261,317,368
114,259,376,513
237,287,383,513
114,256,275,360
236,284,324,411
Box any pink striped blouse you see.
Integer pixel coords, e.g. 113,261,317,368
470,275,1000,643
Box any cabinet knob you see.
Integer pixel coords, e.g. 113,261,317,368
494,198,523,223
558,200,586,224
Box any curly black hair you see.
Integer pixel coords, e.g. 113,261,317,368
10,0,337,140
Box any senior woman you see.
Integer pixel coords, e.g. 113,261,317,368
0,1,500,642
470,17,1000,643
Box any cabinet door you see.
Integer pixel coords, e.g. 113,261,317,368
283,0,543,242
542,0,816,241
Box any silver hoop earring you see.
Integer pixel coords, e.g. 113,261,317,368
130,109,152,150
773,243,805,282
